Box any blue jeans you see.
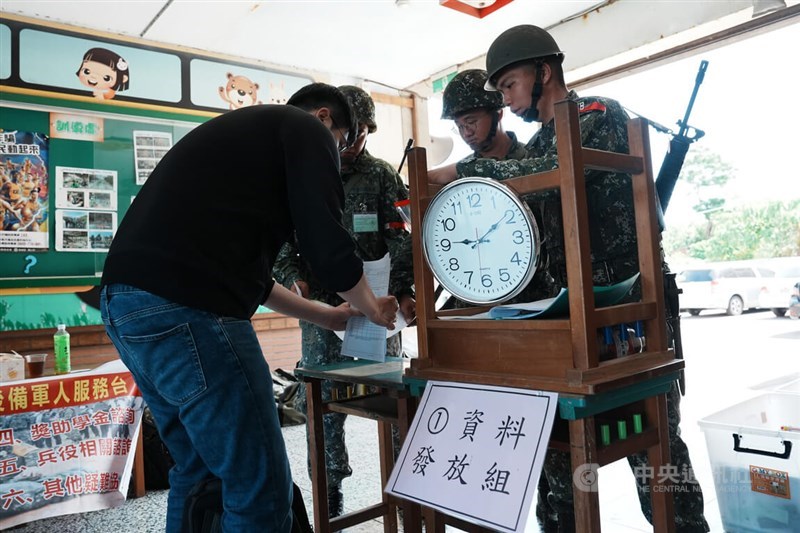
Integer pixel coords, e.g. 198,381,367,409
101,284,292,532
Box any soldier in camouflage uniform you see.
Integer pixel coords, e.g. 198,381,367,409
442,69,528,162
430,25,709,533
272,85,415,518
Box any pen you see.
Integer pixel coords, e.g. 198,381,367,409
292,282,303,297
780,425,800,432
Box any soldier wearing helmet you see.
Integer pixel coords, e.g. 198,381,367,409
272,84,415,519
441,69,526,160
430,25,710,533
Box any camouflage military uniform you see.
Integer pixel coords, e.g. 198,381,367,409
457,91,709,532
272,149,413,493
460,129,528,161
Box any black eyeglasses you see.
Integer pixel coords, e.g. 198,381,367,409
329,116,350,153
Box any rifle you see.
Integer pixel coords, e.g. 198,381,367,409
654,60,708,213
629,61,707,396
653,60,707,397
397,138,414,173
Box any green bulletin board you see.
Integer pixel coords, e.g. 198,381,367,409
1,105,196,288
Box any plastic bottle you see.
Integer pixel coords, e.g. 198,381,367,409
54,324,71,374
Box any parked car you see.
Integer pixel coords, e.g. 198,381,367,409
676,262,775,316
758,258,800,317
789,282,800,320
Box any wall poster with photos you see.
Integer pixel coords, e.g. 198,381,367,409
54,166,118,252
133,130,173,185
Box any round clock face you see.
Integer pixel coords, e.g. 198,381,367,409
422,177,540,305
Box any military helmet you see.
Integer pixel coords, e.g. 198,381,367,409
485,25,563,89
338,85,377,133
441,69,504,120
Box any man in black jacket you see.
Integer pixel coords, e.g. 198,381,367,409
101,83,398,533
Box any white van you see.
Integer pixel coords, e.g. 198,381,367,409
676,261,775,316
756,257,800,317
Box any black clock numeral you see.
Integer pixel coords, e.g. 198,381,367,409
512,230,524,244
441,217,456,232
510,252,522,265
468,193,481,208
481,274,492,287
499,268,510,282
464,270,474,284
440,238,451,252
504,209,516,224
448,258,459,271
451,202,462,216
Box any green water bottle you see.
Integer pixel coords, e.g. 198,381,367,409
54,324,71,374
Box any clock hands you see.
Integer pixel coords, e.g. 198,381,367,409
475,228,483,272
471,210,509,248
454,238,479,245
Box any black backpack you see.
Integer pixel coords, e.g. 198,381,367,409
142,406,175,490
182,477,313,533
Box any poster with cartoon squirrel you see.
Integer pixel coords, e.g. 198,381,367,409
218,72,263,110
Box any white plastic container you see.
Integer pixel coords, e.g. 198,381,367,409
0,352,25,382
698,393,800,532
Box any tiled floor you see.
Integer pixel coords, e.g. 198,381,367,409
3,413,720,533
14,307,800,532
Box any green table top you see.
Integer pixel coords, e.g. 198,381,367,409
294,357,678,420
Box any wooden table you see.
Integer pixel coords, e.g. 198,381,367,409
294,357,422,533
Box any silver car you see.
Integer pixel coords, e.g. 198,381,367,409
757,259,800,317
677,262,775,316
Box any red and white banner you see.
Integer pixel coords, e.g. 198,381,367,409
0,360,143,528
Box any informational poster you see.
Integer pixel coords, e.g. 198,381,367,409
54,166,117,252
386,381,558,533
0,360,144,529
132,130,172,185
55,166,117,212
55,210,117,252
0,131,49,252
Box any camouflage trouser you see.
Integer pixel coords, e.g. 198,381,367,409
295,321,403,490
536,382,709,532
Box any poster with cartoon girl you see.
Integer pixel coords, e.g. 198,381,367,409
75,47,130,100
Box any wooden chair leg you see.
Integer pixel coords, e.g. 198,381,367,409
569,418,601,533
378,420,398,533
130,428,145,498
646,392,676,533
305,378,331,533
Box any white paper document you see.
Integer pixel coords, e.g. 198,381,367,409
386,381,559,532
341,253,391,361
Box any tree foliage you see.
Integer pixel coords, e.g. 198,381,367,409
662,146,800,262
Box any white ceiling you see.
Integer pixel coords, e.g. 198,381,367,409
2,0,796,92
0,0,647,89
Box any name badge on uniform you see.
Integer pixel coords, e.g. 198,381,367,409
353,213,378,233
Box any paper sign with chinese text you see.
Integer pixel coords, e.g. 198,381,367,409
49,113,104,142
0,360,144,529
386,381,558,532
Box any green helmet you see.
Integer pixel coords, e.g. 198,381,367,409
338,85,377,133
485,25,563,89
441,69,504,120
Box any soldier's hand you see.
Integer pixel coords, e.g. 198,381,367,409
293,280,310,299
428,164,458,185
399,294,416,325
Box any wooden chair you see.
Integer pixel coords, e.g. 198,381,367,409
405,99,682,532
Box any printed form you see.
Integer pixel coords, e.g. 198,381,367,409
341,253,391,361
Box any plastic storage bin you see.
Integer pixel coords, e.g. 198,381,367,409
698,393,800,532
